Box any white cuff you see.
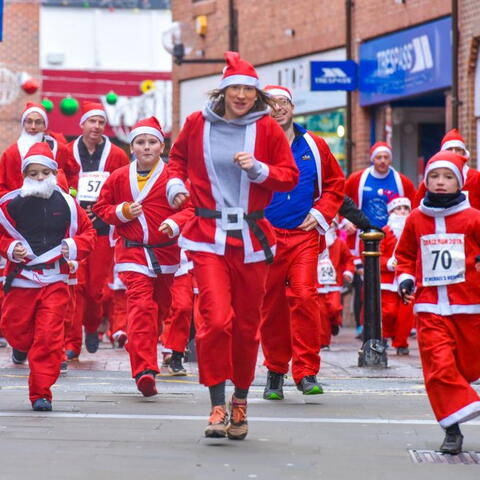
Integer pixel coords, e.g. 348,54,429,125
309,208,330,233
248,161,269,184
387,257,396,272
69,260,79,273
166,178,188,207
343,271,354,281
116,202,130,223
62,238,77,261
398,273,415,284
7,241,23,263
162,218,180,238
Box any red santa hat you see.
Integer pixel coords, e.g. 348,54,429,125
21,142,58,172
440,128,470,158
128,116,165,143
79,101,107,126
21,102,48,128
369,141,392,163
386,194,411,214
263,85,293,103
219,51,260,90
423,150,467,189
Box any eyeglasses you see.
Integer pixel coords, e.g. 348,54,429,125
274,98,292,107
24,119,45,127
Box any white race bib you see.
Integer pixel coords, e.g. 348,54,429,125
317,258,337,285
77,171,110,202
421,233,465,286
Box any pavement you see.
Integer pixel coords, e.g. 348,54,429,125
0,328,479,480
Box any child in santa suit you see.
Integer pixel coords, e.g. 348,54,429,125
396,150,480,454
93,117,191,397
380,195,414,355
317,222,354,350
0,143,95,411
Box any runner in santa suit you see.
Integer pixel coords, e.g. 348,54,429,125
0,143,95,411
396,151,480,455
94,116,191,397
413,129,480,210
167,53,299,440
379,195,413,355
0,102,79,196
259,85,345,400
64,101,129,359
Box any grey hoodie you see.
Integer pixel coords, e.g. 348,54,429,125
202,102,268,208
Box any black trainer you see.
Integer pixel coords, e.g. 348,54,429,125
168,351,187,376
263,370,285,400
65,349,79,361
32,398,52,412
331,324,340,336
12,349,27,365
440,426,463,455
396,346,410,356
85,332,100,354
296,375,324,395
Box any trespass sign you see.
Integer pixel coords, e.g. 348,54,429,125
359,17,452,106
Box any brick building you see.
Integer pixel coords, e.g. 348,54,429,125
0,2,41,152
170,0,476,182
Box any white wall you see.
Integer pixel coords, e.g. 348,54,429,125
40,7,172,71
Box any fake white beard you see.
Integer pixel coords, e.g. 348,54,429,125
20,174,57,199
325,227,337,248
387,214,407,240
17,130,44,158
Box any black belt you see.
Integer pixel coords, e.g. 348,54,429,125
195,207,273,264
123,238,177,274
4,258,65,294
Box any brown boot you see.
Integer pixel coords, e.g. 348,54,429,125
227,396,248,440
204,405,228,438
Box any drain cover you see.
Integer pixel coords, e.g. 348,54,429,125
409,449,480,464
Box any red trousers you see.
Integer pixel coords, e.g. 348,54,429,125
191,248,268,389
109,290,127,338
417,312,480,427
260,228,321,384
66,235,114,354
162,272,193,352
119,271,173,378
318,291,343,346
1,283,69,404
381,291,413,348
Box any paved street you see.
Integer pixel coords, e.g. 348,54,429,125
1,328,479,480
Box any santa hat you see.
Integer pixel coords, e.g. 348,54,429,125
440,129,470,158
22,142,58,172
369,141,392,163
79,101,107,126
21,102,48,128
386,194,411,214
264,85,293,103
219,51,259,90
128,116,165,143
424,150,467,188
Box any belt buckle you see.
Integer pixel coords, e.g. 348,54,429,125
220,207,244,231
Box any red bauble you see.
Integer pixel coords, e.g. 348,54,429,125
22,79,39,95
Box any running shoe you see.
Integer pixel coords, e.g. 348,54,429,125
204,405,228,438
227,397,248,440
296,375,324,395
263,370,284,400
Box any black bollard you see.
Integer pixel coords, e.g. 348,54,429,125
357,229,388,368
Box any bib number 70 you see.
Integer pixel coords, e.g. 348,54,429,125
431,249,452,270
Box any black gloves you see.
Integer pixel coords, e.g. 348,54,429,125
398,279,414,302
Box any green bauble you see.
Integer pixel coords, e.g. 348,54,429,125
60,96,79,116
41,98,54,113
106,90,118,105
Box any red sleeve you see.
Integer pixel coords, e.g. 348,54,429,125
167,114,194,183
109,145,130,171
70,205,97,261
0,146,22,197
56,144,80,189
379,228,395,272
339,239,355,275
395,214,418,282
344,171,362,206
310,135,345,230
93,171,128,227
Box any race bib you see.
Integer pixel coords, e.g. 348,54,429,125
421,233,465,286
77,171,110,202
317,258,337,285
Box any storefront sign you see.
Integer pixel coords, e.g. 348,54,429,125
310,61,358,91
359,17,452,106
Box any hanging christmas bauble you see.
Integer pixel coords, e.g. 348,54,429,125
60,96,80,116
140,79,155,94
41,98,54,113
19,72,39,95
105,90,118,105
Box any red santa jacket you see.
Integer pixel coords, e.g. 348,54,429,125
413,166,480,210
93,160,192,276
0,187,95,288
67,135,130,189
166,111,299,264
395,197,480,315
317,235,354,294
0,136,79,196
344,166,416,256
380,225,400,292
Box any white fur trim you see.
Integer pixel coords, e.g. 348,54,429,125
317,286,343,293
166,178,188,207
265,88,292,102
441,140,469,158
387,197,411,214
161,218,180,238
424,160,463,188
21,107,48,128
62,238,77,261
309,208,329,233
219,74,260,89
22,155,58,172
248,161,269,183
343,271,354,281
128,126,164,144
115,202,131,223
439,401,480,428
370,145,392,162
7,241,23,263
116,262,179,277
79,109,106,126
386,256,396,272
